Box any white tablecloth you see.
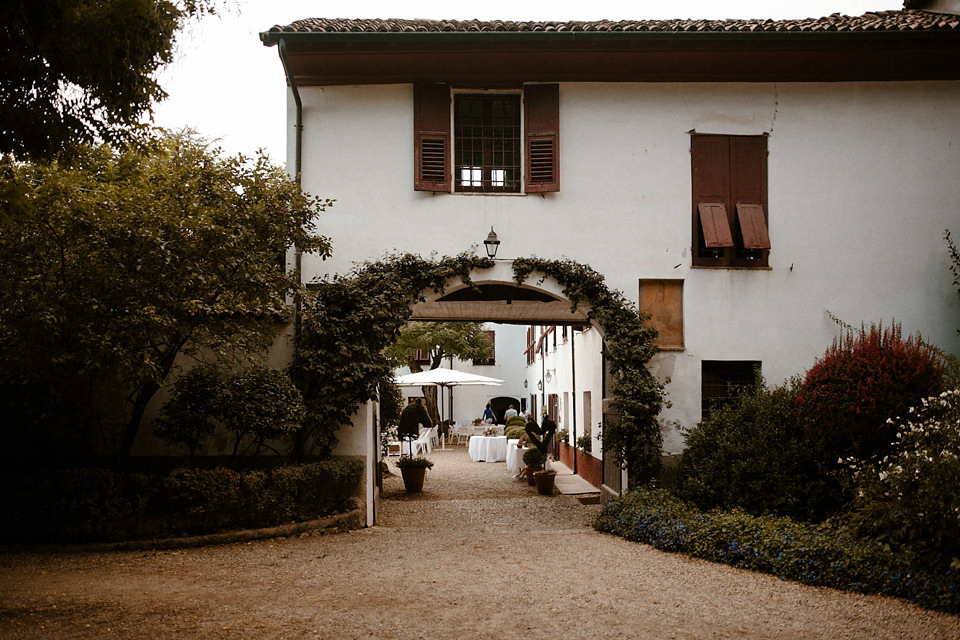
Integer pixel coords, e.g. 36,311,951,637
468,436,508,462
505,440,526,474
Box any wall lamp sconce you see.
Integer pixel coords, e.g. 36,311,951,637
537,380,543,391
484,227,500,258
545,370,553,383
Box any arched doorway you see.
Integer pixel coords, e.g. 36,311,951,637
375,262,611,523
293,255,662,526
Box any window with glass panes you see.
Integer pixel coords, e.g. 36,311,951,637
454,94,521,193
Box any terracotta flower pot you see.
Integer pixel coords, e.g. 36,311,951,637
534,469,556,495
400,467,426,493
526,466,543,486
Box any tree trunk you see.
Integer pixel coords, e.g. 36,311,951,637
422,385,440,425
116,336,189,470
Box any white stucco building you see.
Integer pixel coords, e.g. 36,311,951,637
261,3,960,516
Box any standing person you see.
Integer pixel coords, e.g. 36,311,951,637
504,403,518,420
483,402,495,424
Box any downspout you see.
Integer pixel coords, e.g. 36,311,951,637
277,38,304,340
571,328,577,475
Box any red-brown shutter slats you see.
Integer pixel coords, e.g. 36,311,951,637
736,204,771,249
523,84,559,193
414,83,451,192
698,202,735,248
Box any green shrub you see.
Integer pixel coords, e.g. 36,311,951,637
674,377,833,521
846,389,960,567
0,460,364,544
503,423,527,440
162,467,243,535
379,379,404,429
595,488,960,613
523,447,546,468
397,401,431,438
796,322,945,465
221,367,306,461
153,365,223,464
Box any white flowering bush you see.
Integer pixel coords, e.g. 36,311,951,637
847,389,960,566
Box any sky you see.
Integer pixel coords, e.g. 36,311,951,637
151,0,904,163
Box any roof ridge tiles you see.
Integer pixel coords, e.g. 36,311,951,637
268,10,960,35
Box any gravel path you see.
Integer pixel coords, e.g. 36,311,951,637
1,446,958,639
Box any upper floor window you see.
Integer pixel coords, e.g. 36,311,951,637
455,95,521,193
414,83,559,194
691,134,770,268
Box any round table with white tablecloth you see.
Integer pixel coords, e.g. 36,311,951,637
505,439,526,474
468,435,508,462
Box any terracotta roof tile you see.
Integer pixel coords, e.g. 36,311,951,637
266,11,960,36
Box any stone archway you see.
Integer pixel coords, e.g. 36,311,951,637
294,254,661,526
409,262,593,327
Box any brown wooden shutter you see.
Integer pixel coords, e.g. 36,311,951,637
698,203,735,248
691,135,732,263
736,204,771,249
730,136,769,260
414,83,451,192
524,84,559,193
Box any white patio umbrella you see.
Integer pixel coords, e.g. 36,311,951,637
395,368,504,388
395,368,504,447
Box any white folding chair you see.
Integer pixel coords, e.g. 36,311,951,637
408,429,432,456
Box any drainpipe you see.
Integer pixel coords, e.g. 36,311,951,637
571,328,577,475
277,38,304,340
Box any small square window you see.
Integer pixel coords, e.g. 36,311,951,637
701,360,760,421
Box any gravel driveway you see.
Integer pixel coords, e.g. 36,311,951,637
1,446,958,639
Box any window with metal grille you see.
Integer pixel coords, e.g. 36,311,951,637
701,360,760,421
454,95,521,193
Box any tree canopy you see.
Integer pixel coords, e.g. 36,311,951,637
0,0,219,160
385,321,492,372
384,321,494,423
0,131,330,464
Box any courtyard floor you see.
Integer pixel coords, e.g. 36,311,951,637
1,445,958,639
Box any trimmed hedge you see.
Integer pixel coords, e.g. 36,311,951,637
594,488,959,614
0,459,364,544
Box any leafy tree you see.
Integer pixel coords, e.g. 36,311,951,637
0,0,219,160
384,321,493,424
0,132,330,465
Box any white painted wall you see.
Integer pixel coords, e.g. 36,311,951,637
294,80,960,456
530,326,605,454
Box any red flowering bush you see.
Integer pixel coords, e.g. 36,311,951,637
796,322,945,464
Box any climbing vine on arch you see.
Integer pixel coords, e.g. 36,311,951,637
289,253,494,458
291,253,664,482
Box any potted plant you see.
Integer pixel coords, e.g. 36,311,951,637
533,467,557,495
396,456,434,493
576,434,592,454
522,447,546,486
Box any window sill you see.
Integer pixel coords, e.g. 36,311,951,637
690,265,772,270
450,191,528,196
